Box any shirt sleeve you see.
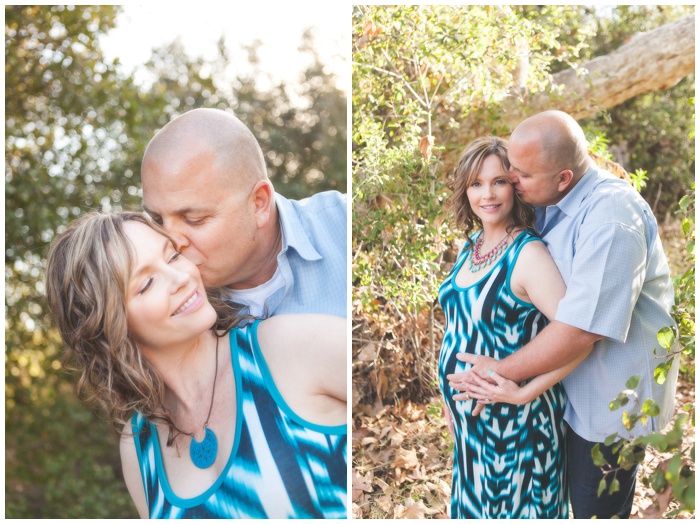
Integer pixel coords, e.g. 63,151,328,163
555,221,647,342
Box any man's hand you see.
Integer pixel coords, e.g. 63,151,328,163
457,353,500,377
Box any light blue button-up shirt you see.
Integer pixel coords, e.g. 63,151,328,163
223,190,347,319
537,166,678,442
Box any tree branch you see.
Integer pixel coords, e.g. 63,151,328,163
508,14,695,123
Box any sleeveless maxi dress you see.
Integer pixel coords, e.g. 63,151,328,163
438,230,568,519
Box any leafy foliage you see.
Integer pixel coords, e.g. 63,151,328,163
352,4,694,518
5,5,346,518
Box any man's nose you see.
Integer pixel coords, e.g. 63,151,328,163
162,220,190,252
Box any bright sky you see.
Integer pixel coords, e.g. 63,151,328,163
100,3,350,92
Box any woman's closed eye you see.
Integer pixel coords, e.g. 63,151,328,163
138,277,154,295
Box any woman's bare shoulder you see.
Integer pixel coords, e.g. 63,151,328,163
517,237,554,263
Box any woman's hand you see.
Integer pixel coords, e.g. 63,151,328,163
447,353,499,401
458,369,527,406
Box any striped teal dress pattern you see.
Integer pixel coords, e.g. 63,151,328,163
130,320,347,518
438,230,568,519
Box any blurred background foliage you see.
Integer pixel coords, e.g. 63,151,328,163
352,4,694,517
5,5,347,518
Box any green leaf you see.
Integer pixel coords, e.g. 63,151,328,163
622,411,640,431
625,375,640,389
681,482,695,511
591,444,608,467
604,433,619,447
641,398,661,417
657,327,675,350
612,439,625,455
608,477,620,495
654,360,671,385
681,217,690,235
639,432,670,452
666,454,682,480
597,478,607,498
650,467,666,492
609,392,630,411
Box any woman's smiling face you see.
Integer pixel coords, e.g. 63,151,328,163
466,154,515,229
123,220,217,353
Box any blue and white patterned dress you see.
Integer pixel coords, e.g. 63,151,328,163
130,320,347,519
438,230,568,519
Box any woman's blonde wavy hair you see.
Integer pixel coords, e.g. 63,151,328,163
45,211,244,444
448,136,536,249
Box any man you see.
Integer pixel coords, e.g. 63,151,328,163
141,108,346,318
452,110,678,518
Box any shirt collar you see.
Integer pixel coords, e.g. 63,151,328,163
275,192,322,261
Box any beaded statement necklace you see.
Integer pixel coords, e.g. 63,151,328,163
468,232,509,273
172,335,219,469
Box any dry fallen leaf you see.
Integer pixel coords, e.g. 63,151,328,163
357,342,377,362
419,135,435,162
402,498,440,519
363,20,382,37
393,447,419,470
376,493,394,514
352,469,374,499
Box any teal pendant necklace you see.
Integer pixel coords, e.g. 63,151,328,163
174,336,219,469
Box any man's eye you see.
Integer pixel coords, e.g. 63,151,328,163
169,252,181,263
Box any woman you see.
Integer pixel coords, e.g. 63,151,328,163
45,211,347,519
437,137,590,518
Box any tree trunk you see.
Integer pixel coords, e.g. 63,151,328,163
504,14,695,125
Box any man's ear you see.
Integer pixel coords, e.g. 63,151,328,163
250,180,275,228
557,170,574,192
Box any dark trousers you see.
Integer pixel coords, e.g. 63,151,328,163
566,423,640,519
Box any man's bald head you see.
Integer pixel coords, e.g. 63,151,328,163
510,110,590,177
142,108,268,187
